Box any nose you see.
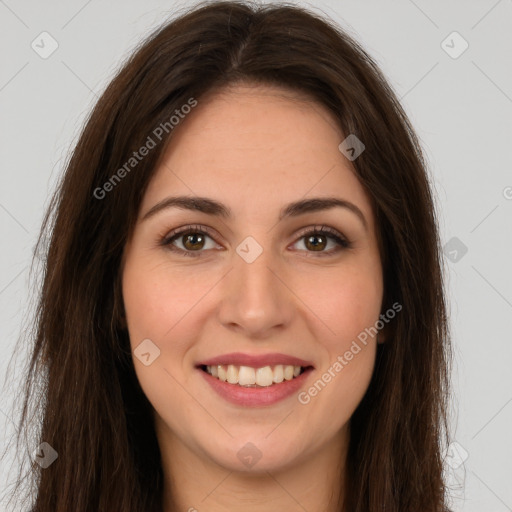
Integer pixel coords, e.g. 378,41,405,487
217,240,294,338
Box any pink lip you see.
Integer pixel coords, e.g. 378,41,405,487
198,366,315,406
196,352,314,368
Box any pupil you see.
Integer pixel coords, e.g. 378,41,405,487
185,233,203,249
307,234,325,251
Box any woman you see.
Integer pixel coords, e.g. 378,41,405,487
5,1,453,510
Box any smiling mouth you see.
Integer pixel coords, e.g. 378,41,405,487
199,364,312,387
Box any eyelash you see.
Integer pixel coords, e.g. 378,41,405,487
159,224,351,258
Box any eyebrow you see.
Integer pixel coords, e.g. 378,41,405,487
141,195,368,231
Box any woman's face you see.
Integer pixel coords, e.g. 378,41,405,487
121,84,384,474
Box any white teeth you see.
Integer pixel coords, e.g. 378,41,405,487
255,366,273,387
204,364,304,386
217,365,227,382
238,366,256,385
226,364,238,384
273,364,284,383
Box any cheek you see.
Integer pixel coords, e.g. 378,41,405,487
122,258,205,346
121,259,204,417
297,262,383,347
296,263,381,406
319,343,376,428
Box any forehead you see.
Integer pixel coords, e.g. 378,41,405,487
143,83,374,228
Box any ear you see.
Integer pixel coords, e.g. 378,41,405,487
377,320,392,344
117,307,128,330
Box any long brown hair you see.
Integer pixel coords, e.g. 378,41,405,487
3,1,453,510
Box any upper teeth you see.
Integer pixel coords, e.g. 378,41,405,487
206,364,302,387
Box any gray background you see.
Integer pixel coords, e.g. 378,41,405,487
1,0,511,510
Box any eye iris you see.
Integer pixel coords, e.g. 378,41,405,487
305,234,326,251
183,233,205,250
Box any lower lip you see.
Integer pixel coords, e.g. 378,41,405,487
198,367,314,406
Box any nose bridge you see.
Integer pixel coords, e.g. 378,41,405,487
218,234,292,333
233,235,281,302
238,245,274,288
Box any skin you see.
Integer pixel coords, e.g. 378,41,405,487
121,83,387,512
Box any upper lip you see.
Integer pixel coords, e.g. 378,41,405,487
197,352,314,368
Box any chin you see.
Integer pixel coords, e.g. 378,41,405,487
203,435,304,473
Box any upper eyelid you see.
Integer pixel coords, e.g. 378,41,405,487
165,224,218,242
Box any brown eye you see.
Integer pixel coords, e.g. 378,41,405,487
161,224,350,258
161,225,219,257
304,234,328,251
291,226,351,257
181,233,206,251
